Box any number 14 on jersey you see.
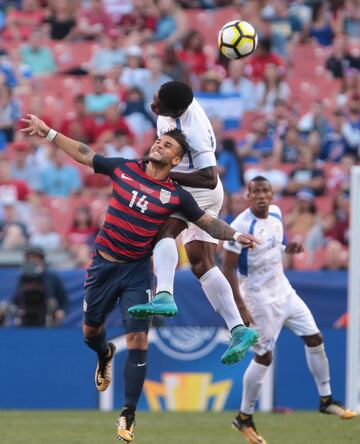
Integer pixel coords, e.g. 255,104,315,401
129,190,148,214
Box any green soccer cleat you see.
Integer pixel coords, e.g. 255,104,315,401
128,292,178,319
221,325,259,365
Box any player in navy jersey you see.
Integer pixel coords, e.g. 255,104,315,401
21,113,259,443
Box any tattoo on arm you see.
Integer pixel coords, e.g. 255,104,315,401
195,214,235,240
79,143,90,155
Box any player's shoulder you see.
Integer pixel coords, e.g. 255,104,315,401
230,207,253,229
268,204,283,221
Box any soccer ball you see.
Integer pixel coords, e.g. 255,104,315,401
218,20,258,60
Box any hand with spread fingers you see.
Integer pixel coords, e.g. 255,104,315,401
236,233,260,249
285,242,304,255
20,114,50,138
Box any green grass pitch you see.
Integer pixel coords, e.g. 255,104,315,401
1,410,359,444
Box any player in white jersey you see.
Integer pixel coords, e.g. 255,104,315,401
222,176,356,444
128,81,259,364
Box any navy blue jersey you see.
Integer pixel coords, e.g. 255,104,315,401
93,155,204,261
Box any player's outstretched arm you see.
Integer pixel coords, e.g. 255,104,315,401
194,213,259,247
21,114,95,167
170,166,218,189
222,250,253,326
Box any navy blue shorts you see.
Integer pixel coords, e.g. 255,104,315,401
83,251,151,333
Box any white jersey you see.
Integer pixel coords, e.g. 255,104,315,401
157,98,217,173
224,205,292,306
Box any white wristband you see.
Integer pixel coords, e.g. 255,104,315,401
233,231,242,241
46,128,58,142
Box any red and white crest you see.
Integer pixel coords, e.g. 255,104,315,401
160,189,171,204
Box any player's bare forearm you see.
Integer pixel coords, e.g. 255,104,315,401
21,114,95,167
53,133,95,167
170,166,217,189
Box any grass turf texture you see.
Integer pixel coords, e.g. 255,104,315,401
1,411,359,444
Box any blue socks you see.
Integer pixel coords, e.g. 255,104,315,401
124,349,148,409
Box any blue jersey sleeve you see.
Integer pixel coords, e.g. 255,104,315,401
176,186,205,222
92,154,125,176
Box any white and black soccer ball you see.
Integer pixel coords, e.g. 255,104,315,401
218,20,258,60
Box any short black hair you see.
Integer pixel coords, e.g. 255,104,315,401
163,128,189,158
248,175,271,191
158,81,194,112
25,246,45,260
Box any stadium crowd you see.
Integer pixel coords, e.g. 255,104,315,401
0,0,359,270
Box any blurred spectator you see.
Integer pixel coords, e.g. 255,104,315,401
10,140,40,190
29,213,62,251
256,63,291,114
246,36,285,81
161,44,190,83
92,103,133,142
217,138,243,195
0,158,33,202
122,54,172,108
326,152,357,192
263,0,303,57
67,206,97,247
267,99,296,139
326,188,350,246
66,206,97,267
298,100,330,143
76,0,113,40
336,68,360,107
220,60,256,111
102,0,134,24
285,146,326,196
44,0,77,41
151,0,188,44
119,0,157,44
11,246,68,326
0,53,18,88
320,109,354,162
238,116,274,162
306,1,335,46
244,151,288,197
20,29,57,77
285,189,319,239
322,240,348,271
274,125,303,163
120,45,147,88
0,196,28,250
3,0,44,41
89,29,126,75
337,0,360,38
103,129,137,158
325,35,360,79
84,75,118,117
0,84,21,147
199,69,221,93
38,149,82,197
122,87,156,135
178,30,210,76
60,94,96,143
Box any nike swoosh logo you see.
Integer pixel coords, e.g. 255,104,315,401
137,362,147,367
121,173,134,181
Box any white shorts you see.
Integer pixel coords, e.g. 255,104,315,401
247,289,320,356
172,178,224,245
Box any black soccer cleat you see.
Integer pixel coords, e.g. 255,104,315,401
319,397,357,419
95,342,116,392
116,408,136,442
232,413,268,444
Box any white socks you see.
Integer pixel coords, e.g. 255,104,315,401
305,343,331,397
199,266,244,331
153,238,178,294
241,360,269,415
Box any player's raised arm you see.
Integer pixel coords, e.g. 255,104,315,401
21,114,95,168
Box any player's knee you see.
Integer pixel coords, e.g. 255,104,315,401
255,352,272,366
126,331,148,350
82,323,102,340
303,333,323,347
189,257,215,279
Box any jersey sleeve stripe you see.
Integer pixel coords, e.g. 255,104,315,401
238,219,257,276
